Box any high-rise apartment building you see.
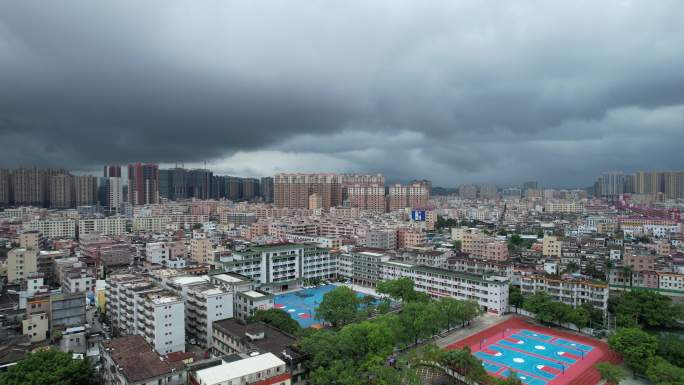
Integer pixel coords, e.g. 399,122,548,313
48,174,73,209
347,184,386,213
274,173,343,209
478,184,498,200
104,176,124,213
459,184,478,199
169,167,189,200
187,169,213,199
241,178,259,200
600,171,625,197
128,163,159,205
12,168,48,206
665,171,684,199
0,168,10,206
260,176,274,202
388,181,429,211
103,165,122,178
632,170,684,199
73,175,97,206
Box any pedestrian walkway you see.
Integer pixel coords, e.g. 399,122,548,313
436,312,513,348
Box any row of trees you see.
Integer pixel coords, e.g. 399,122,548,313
608,290,683,328
510,288,604,329
0,349,94,385
249,308,303,335
608,328,684,385
297,280,483,384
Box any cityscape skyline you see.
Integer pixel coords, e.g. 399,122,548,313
2,2,684,186
2,2,683,384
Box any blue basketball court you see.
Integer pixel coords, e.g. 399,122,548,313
473,329,594,385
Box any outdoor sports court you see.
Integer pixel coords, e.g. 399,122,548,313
447,317,620,385
274,284,374,328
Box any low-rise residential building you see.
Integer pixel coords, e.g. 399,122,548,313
146,241,187,267
100,335,186,385
542,236,562,257
78,216,127,237
212,319,307,385
106,274,186,354
338,249,391,287
62,266,96,294
7,248,38,283
138,290,186,355
461,231,508,261
234,290,274,322
447,256,513,279
24,219,76,239
609,269,684,298
519,275,609,314
397,227,427,249
190,352,291,385
183,283,232,348
22,312,48,342
190,237,213,265
50,292,87,329
623,253,656,272
366,229,397,250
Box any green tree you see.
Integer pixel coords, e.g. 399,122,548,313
595,362,627,385
509,285,524,312
399,302,438,345
337,321,395,362
441,347,488,382
452,240,462,251
608,328,658,374
645,356,684,385
308,359,360,385
248,308,301,335
657,333,684,367
299,329,341,368
523,291,555,323
0,349,93,385
580,302,604,328
493,371,524,385
436,297,465,329
460,300,482,326
316,286,360,328
376,277,419,303
609,291,682,328
569,306,590,330
563,262,579,274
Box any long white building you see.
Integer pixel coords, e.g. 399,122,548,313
78,216,127,237
24,219,76,239
381,261,509,315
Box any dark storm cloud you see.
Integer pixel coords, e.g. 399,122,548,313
1,1,684,186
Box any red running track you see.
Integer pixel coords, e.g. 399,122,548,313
446,316,621,385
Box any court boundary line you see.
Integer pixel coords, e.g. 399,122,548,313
446,316,621,385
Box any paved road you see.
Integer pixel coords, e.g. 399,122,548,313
435,312,513,348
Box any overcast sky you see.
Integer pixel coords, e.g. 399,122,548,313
1,1,683,187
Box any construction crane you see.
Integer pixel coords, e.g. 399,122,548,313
497,202,507,231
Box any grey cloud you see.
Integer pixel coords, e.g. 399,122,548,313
1,1,684,186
